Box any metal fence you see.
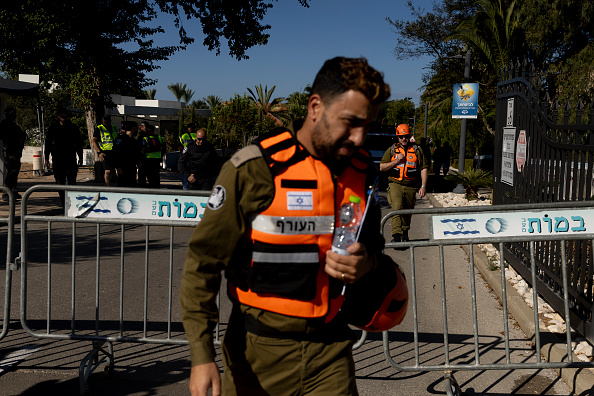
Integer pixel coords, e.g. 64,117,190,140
5,184,594,395
493,61,594,344
18,185,208,393
0,186,16,342
382,202,594,395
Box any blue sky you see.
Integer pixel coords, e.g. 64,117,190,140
147,0,434,104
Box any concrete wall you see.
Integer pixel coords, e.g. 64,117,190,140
22,146,95,166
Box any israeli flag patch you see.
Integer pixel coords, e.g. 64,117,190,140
287,191,313,211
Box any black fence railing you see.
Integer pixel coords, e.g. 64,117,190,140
493,61,594,343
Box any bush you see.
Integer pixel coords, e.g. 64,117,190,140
445,168,493,200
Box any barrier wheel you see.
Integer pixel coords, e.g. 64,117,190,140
103,365,114,378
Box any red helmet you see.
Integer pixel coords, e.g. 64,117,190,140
395,124,410,136
341,260,408,332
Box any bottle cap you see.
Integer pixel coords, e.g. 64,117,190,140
349,195,361,204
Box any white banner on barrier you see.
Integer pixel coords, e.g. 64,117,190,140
431,208,594,240
65,191,209,222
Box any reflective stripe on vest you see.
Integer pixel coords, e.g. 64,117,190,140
390,144,418,182
179,132,196,147
97,124,117,151
228,129,368,321
144,135,163,158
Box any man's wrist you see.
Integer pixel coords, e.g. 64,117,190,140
421,185,426,189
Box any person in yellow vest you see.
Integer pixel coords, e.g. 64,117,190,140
140,124,164,188
91,114,119,186
180,57,406,396
380,124,429,244
179,124,198,189
179,123,197,149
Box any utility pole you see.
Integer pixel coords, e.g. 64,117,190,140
453,49,472,194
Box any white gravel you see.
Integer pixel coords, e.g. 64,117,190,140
431,191,593,362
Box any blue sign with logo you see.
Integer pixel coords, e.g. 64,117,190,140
452,83,479,119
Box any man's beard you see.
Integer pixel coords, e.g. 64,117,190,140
310,113,355,164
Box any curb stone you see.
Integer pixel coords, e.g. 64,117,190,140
427,193,594,395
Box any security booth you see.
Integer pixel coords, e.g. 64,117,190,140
0,78,40,185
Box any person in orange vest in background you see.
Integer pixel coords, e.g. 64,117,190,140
180,57,408,396
380,124,429,244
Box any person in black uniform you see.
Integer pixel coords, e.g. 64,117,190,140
0,107,27,200
136,121,150,187
44,108,84,206
112,121,142,187
139,124,164,188
177,129,219,191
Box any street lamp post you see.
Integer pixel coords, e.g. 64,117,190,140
453,49,472,194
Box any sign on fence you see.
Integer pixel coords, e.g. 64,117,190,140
65,191,209,222
431,208,593,240
501,127,516,186
516,130,527,172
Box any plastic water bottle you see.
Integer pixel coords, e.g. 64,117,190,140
331,195,363,256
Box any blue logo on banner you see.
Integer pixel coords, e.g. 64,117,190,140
485,218,508,234
117,198,140,215
440,218,480,235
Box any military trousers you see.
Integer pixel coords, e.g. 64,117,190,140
4,155,22,191
386,181,417,235
221,310,358,396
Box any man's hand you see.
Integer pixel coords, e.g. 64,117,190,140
189,362,221,396
188,174,197,183
325,242,374,283
419,186,426,198
98,152,106,162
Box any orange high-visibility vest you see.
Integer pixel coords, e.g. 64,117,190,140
389,144,419,182
229,129,369,322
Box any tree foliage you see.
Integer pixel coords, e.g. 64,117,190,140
520,0,594,102
447,0,524,71
211,94,278,150
0,0,312,148
247,84,283,124
283,85,311,122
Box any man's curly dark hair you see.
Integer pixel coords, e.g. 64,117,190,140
311,57,391,105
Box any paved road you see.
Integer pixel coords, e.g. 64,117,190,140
0,170,572,395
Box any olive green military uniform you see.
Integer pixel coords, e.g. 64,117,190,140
381,144,428,237
180,138,386,395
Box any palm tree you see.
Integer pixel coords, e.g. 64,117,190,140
204,95,222,110
167,83,187,136
167,83,186,101
181,88,194,105
247,84,283,123
446,0,523,71
279,86,311,125
143,88,156,100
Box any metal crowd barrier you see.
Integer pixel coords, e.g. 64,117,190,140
380,201,594,396
1,186,16,342
18,185,211,394
13,184,594,395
